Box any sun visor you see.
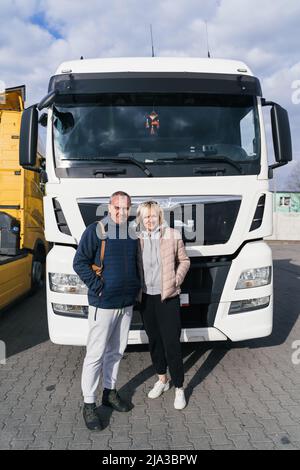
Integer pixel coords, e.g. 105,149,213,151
48,72,262,97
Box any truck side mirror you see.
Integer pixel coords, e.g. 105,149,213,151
19,105,38,167
262,99,292,178
270,104,292,163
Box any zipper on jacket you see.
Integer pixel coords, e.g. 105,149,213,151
160,237,163,301
123,240,128,306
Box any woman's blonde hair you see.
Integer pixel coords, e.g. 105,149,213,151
136,200,164,229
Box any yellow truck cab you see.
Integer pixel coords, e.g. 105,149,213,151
0,86,47,310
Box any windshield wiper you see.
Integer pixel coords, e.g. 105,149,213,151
64,155,153,177
95,155,153,177
156,155,244,174
116,154,153,177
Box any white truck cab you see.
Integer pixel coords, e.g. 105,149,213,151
19,57,292,345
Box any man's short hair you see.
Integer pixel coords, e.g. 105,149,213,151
109,191,131,205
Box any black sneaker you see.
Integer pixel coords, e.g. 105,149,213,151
83,403,103,431
102,389,132,412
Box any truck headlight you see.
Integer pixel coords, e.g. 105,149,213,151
49,273,88,294
236,266,271,289
52,303,88,318
229,296,270,315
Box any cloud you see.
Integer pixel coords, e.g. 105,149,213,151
0,0,299,187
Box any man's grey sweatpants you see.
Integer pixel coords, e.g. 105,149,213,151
82,305,133,404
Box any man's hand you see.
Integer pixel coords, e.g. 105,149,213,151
91,264,103,277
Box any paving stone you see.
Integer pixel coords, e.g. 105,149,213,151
229,436,254,450
16,425,39,440
131,433,153,449
150,440,170,450
187,422,210,438
131,418,149,434
109,442,131,450
252,441,275,450
208,430,233,446
91,440,111,450
24,412,43,426
0,442,11,450
55,424,74,438
257,418,283,434
285,425,300,442
245,428,271,442
202,415,224,430
222,420,248,436
168,431,192,447
269,433,300,450
10,439,35,450
148,413,167,426
68,443,92,450
109,427,131,444
188,437,212,450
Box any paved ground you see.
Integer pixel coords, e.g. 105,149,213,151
0,242,300,450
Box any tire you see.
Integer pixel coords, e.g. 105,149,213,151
30,245,46,293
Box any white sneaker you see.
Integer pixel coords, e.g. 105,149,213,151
148,380,170,399
174,388,186,410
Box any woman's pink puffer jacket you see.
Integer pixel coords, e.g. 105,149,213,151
138,226,190,301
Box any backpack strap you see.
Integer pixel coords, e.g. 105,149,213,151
91,221,106,277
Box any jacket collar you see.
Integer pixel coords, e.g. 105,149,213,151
140,221,169,240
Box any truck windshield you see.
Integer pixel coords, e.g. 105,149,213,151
52,93,261,177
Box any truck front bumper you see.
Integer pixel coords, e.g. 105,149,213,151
46,240,273,345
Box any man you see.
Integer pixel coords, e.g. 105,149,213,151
73,191,140,432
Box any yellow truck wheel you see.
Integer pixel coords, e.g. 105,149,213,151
30,245,46,293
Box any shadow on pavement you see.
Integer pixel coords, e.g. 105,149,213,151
0,286,49,359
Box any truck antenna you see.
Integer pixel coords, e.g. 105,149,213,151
150,24,155,57
205,21,211,58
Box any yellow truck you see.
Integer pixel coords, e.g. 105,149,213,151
0,86,47,310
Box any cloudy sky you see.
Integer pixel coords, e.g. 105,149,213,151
1,0,299,189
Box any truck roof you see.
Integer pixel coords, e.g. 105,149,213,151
55,57,253,77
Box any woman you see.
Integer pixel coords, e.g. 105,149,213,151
137,201,190,410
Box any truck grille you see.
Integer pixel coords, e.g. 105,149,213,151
77,195,241,245
131,256,232,329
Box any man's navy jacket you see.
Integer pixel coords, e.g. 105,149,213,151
73,217,141,309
